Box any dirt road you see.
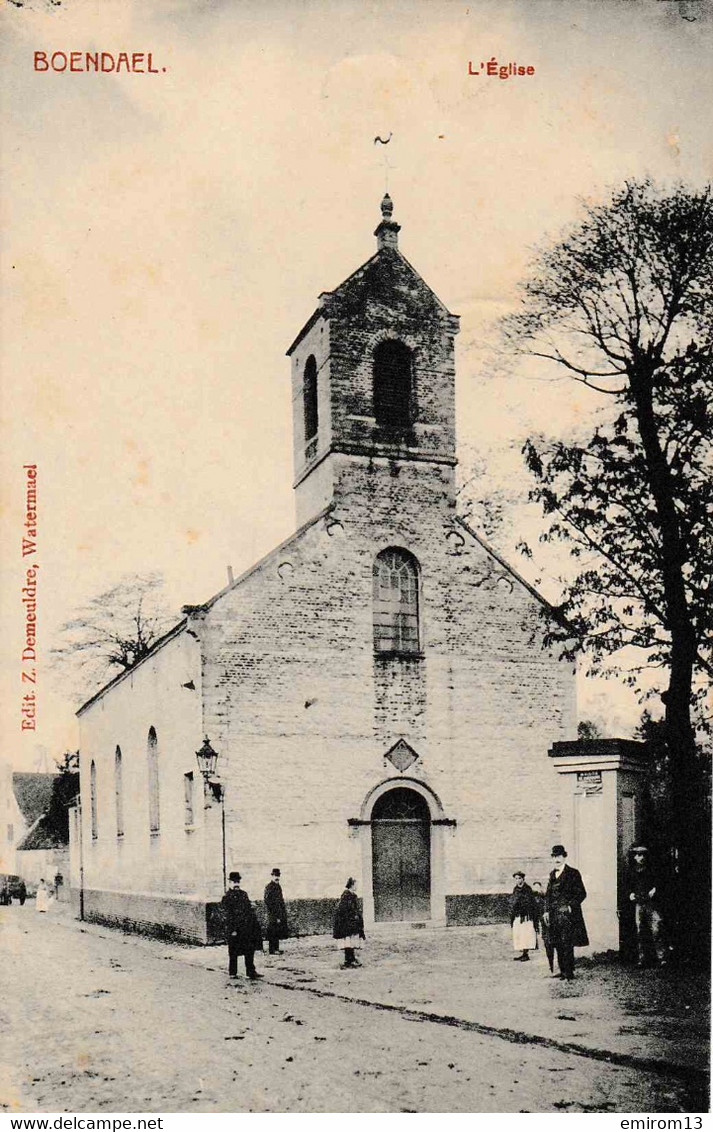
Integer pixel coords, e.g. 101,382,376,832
0,905,703,1113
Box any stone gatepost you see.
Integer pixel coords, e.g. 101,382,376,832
548,739,651,953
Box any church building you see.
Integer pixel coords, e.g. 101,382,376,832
70,196,578,943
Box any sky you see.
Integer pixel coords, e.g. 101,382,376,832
1,0,712,769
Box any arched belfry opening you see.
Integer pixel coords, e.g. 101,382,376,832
371,786,431,921
303,354,318,455
373,340,413,431
288,195,459,528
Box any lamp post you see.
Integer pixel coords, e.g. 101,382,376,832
72,793,85,922
196,736,226,892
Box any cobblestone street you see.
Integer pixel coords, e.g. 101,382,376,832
1,904,708,1113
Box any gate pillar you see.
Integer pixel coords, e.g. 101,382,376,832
549,739,651,954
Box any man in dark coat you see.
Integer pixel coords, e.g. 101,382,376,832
264,867,288,955
221,871,263,979
544,845,588,980
627,846,667,967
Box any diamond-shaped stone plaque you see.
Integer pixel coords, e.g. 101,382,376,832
384,738,419,772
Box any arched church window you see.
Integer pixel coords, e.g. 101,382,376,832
90,760,98,840
303,355,318,455
115,746,124,838
373,548,420,654
147,727,160,834
373,340,413,430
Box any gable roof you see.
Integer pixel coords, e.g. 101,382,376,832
333,247,454,315
287,247,457,357
76,506,332,716
198,505,333,614
455,516,572,631
12,773,55,825
76,617,187,716
76,503,573,719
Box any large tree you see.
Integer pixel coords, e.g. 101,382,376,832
505,181,712,932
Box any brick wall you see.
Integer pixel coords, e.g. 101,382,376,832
81,888,210,944
199,453,575,917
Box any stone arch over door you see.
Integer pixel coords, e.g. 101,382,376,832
356,777,447,927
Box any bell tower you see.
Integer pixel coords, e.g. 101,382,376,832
287,196,460,526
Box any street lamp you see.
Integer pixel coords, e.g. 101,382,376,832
195,736,226,890
196,736,219,783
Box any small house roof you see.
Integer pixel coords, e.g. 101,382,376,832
12,773,55,825
16,813,66,851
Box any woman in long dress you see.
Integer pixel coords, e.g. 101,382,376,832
35,878,50,913
510,871,538,961
333,877,366,968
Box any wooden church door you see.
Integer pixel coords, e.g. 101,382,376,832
372,788,431,921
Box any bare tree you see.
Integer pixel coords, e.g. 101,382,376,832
51,573,176,704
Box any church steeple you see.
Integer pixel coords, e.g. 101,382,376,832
287,198,460,526
374,193,401,251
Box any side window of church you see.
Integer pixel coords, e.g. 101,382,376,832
373,340,413,430
147,727,160,834
373,548,420,654
303,355,318,457
90,759,98,840
115,746,124,838
184,772,194,828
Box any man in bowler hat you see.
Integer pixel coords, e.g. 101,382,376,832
264,867,288,955
221,872,263,979
544,845,588,980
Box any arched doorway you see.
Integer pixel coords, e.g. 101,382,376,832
372,787,431,921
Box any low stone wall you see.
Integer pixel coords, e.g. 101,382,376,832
445,893,511,926
208,897,346,943
70,888,510,942
80,889,210,944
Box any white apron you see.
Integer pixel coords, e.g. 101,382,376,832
335,935,363,950
512,918,537,950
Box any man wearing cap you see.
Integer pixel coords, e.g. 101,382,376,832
510,871,538,961
221,872,264,980
628,846,666,967
544,845,588,980
264,867,288,956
